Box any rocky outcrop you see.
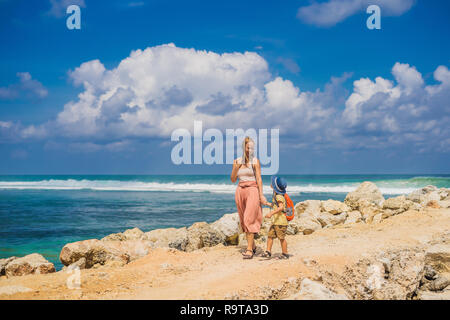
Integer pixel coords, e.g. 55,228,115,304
424,243,450,273
382,195,415,215
318,249,426,299
4,254,55,277
287,278,348,300
145,227,189,251
102,227,146,241
407,185,441,206
0,257,17,276
210,212,241,245
345,211,363,224
321,200,350,215
186,222,226,252
59,239,154,268
344,181,385,210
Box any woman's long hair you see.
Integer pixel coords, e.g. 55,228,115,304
242,136,255,166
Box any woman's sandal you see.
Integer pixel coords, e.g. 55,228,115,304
260,251,271,258
242,247,257,256
242,250,254,259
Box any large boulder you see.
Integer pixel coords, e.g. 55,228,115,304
295,200,321,216
0,257,17,276
60,239,152,268
5,253,55,277
186,222,226,252
316,211,348,228
145,227,189,251
295,200,347,229
344,182,385,210
321,200,350,215
345,211,363,224
101,227,146,241
287,278,348,300
210,213,241,245
425,244,450,273
292,213,322,235
407,185,441,206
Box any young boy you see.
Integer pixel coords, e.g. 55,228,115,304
261,176,289,259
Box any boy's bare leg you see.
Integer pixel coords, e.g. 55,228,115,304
266,237,273,253
280,239,288,255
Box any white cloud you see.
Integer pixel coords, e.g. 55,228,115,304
3,44,448,155
341,63,450,151
276,57,301,74
0,72,48,100
51,44,346,144
297,0,416,27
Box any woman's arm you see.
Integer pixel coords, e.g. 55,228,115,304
230,159,241,183
254,159,268,205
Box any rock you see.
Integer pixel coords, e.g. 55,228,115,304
186,222,226,252
0,257,17,276
382,195,414,215
426,200,441,209
438,188,449,200
145,227,189,251
344,182,385,210
292,213,322,235
101,233,127,241
123,227,146,240
67,257,86,270
418,288,450,300
438,200,450,208
288,278,348,300
101,227,146,241
0,285,33,296
407,185,440,206
210,213,240,245
344,211,363,224
358,201,383,222
425,244,450,273
423,265,437,280
368,213,383,224
295,200,321,216
59,239,150,268
321,200,350,215
5,253,55,277
319,249,426,299
316,211,348,227
428,276,450,291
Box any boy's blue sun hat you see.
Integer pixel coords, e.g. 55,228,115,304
271,176,287,195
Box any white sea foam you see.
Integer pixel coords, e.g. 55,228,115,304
0,179,418,195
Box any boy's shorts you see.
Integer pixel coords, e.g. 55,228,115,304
268,225,287,240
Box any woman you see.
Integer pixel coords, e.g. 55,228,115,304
231,136,268,259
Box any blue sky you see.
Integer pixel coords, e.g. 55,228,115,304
0,0,449,174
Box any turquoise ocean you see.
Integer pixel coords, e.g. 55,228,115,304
1,174,449,270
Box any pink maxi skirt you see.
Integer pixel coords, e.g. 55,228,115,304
235,180,262,233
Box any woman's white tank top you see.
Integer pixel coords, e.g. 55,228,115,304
236,157,257,182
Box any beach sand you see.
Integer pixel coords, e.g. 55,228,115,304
0,206,449,300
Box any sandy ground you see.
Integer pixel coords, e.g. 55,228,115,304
1,207,449,300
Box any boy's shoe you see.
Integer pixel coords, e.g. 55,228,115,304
276,253,289,260
260,251,271,258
